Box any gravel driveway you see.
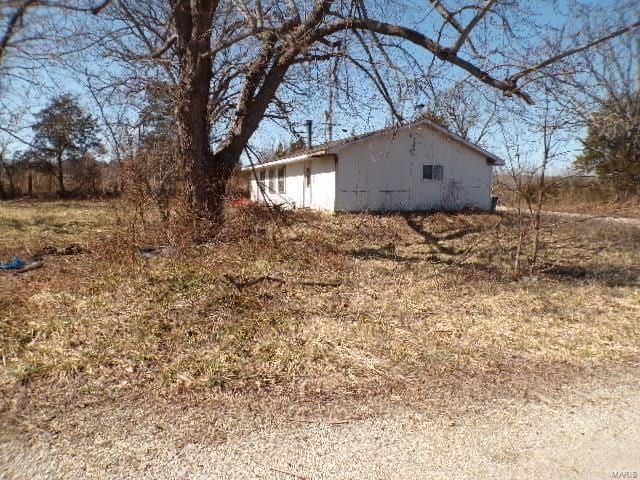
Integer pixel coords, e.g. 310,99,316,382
2,371,639,480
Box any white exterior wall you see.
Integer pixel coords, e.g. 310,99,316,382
307,156,336,211
334,125,494,212
249,156,336,211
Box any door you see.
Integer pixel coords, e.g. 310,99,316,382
303,165,311,207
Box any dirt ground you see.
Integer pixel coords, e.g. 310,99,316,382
1,367,639,479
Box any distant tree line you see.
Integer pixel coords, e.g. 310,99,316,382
0,87,180,201
0,146,121,200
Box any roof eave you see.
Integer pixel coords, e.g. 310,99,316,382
322,118,506,166
240,150,328,171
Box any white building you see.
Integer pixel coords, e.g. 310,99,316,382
242,119,504,212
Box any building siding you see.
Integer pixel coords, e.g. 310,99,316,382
334,125,493,212
249,155,336,211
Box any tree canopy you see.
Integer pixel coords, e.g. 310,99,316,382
574,92,640,192
31,94,102,194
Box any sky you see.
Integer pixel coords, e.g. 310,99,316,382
1,0,637,174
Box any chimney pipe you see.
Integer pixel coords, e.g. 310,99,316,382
305,119,312,148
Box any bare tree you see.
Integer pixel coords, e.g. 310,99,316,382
1,0,112,77
1,0,113,167
0,0,36,66
419,82,499,145
499,93,572,276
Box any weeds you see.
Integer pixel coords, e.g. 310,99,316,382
0,199,639,406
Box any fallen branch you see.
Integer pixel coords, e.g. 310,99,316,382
251,460,310,480
33,244,87,258
292,418,358,425
297,279,342,287
224,274,285,289
224,274,341,289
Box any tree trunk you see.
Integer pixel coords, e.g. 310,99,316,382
6,169,15,197
27,165,33,196
172,0,230,239
56,150,65,195
529,144,549,275
0,169,5,200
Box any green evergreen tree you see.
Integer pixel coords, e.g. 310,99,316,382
574,93,640,192
32,94,102,195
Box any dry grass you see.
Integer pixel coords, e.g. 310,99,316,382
0,200,113,257
0,199,639,412
494,175,640,218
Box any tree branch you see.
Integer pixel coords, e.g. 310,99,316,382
452,0,499,53
429,0,465,36
314,17,534,103
0,0,37,63
510,19,640,83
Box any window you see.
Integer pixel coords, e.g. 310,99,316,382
278,166,286,193
423,164,443,180
259,170,266,186
268,169,275,192
305,167,311,187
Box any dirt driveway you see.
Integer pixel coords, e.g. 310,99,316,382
496,206,640,227
2,370,638,480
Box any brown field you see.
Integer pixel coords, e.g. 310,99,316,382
0,199,639,425
494,175,640,219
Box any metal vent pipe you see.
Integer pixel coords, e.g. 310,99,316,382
305,120,312,148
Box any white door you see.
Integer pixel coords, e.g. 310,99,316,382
303,165,311,207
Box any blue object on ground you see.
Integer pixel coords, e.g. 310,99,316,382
0,256,26,270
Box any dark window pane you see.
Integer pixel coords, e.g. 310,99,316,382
268,169,275,192
423,164,433,179
278,167,286,193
